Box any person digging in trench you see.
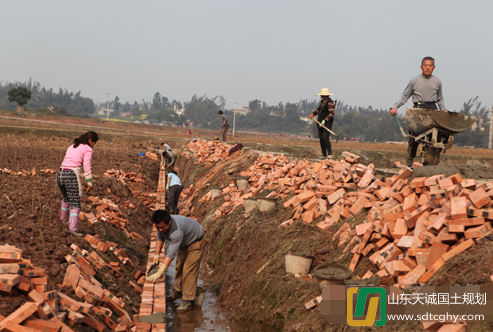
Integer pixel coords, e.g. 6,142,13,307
308,88,336,160
147,210,206,312
389,56,445,167
166,171,183,215
57,131,98,236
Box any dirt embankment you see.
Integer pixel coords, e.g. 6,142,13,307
175,143,493,332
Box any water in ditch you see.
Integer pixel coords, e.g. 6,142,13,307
165,259,231,332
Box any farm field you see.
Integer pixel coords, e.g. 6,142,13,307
2,115,493,331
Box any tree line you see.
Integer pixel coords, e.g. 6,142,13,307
0,80,490,147
0,79,95,116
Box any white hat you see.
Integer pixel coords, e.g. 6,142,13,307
316,88,334,96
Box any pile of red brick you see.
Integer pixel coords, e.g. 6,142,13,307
82,235,135,272
86,196,131,230
0,244,136,332
182,141,493,307
193,151,374,221
62,242,138,331
0,168,56,176
104,170,145,184
144,152,159,162
185,139,243,165
330,171,493,290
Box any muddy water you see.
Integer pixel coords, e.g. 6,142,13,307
165,260,231,332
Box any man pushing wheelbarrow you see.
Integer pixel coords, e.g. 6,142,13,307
390,56,474,166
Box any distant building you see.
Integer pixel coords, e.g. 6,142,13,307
119,112,132,118
173,105,185,115
231,106,250,115
470,116,485,131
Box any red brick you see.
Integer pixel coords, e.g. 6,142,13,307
441,239,476,262
403,256,417,269
469,188,491,209
78,279,103,298
425,242,449,270
0,264,20,274
464,222,492,239
419,258,445,283
392,219,408,239
0,274,20,287
448,217,485,227
461,179,476,189
82,315,105,332
66,309,84,324
24,318,62,332
128,281,143,293
404,206,432,229
4,302,39,324
62,265,80,290
0,320,37,332
450,197,467,220
348,253,360,272
28,290,45,304
399,265,426,288
295,191,316,203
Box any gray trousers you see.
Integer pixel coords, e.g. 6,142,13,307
221,125,229,142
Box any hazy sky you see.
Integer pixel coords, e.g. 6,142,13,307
2,1,492,113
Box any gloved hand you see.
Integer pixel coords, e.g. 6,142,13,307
308,113,314,120
147,264,166,282
319,120,325,127
153,255,160,265
86,181,93,193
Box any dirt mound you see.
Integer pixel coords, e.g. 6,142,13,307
409,165,493,182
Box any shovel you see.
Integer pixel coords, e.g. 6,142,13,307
147,262,160,276
213,127,224,140
313,119,340,143
393,114,408,138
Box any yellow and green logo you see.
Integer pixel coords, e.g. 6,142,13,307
347,287,386,326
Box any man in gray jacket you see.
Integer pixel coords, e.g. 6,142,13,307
147,210,205,312
390,56,445,166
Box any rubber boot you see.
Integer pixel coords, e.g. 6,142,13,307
60,201,70,223
69,207,80,233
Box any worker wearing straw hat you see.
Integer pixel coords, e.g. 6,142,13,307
308,88,336,159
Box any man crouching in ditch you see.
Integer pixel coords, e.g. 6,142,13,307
146,209,206,312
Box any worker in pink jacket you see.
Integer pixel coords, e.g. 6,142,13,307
57,131,98,234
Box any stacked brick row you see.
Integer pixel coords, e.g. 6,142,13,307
134,164,169,332
135,226,166,332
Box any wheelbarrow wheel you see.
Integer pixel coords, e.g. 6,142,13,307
421,146,441,166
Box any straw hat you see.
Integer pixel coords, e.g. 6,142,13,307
316,88,334,96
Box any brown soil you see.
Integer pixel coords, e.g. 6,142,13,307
0,132,166,320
